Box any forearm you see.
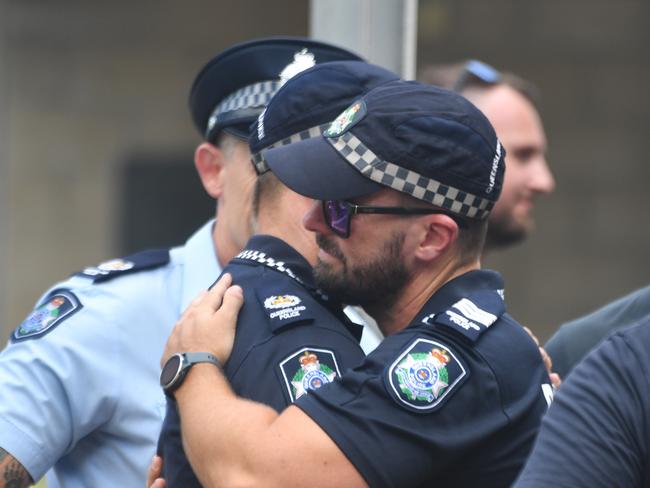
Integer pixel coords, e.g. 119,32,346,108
175,364,280,488
0,448,33,488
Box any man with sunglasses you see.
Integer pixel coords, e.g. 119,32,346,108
0,37,363,488
420,60,555,251
157,60,398,487
156,80,553,488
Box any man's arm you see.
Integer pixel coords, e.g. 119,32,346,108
0,448,33,488
163,276,367,488
176,364,366,488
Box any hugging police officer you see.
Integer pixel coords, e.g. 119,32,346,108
0,38,361,488
158,60,398,487
157,80,554,488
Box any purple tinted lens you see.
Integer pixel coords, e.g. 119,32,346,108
324,200,349,236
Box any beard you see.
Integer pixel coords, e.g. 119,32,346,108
484,213,530,251
313,231,410,313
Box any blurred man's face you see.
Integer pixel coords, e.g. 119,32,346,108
467,85,555,249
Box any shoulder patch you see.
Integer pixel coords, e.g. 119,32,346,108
12,291,82,342
279,348,341,402
423,290,505,342
255,286,315,332
75,248,170,283
385,338,468,413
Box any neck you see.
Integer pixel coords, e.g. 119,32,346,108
369,255,480,336
254,197,317,265
213,217,241,268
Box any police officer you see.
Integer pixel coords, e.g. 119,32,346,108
0,37,362,488
157,80,554,487
158,60,398,487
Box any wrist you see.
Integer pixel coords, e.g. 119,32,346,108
160,352,222,395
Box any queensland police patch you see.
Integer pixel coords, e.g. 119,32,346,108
13,291,82,342
279,348,341,402
387,338,467,412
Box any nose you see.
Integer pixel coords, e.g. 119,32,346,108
303,200,331,234
531,157,556,195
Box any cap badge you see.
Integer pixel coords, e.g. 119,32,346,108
279,48,316,84
324,100,367,137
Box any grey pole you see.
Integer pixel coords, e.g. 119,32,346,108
0,2,8,338
309,0,418,79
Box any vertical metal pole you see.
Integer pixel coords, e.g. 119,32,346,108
0,2,8,339
309,0,418,79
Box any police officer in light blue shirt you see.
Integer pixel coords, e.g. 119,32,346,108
0,37,363,488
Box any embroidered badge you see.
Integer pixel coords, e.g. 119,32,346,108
280,348,341,402
428,290,505,343
263,294,306,320
81,258,135,278
387,338,467,412
324,100,367,137
13,291,82,341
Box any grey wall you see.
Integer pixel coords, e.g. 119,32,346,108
417,0,650,339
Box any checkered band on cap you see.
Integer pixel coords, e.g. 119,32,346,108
252,123,330,174
328,132,495,219
206,80,282,135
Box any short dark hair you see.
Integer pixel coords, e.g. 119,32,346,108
252,171,284,218
418,61,541,110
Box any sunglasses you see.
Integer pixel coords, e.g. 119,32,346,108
322,199,467,238
451,60,502,93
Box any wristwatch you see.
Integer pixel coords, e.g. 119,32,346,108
160,352,222,394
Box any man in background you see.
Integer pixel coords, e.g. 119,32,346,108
420,60,555,252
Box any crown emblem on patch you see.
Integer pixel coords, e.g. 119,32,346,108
291,351,336,399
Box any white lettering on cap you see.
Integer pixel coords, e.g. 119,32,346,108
486,140,502,194
257,108,267,141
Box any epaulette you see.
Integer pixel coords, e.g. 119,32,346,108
74,248,170,283
422,290,505,343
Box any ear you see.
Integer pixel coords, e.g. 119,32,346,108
194,142,226,199
413,214,459,262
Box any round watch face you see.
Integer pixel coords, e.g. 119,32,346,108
160,353,183,389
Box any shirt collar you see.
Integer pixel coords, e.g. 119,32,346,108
415,269,506,321
232,235,363,342
180,220,222,312
230,234,317,290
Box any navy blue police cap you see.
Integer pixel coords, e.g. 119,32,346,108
264,80,506,220
249,60,399,174
190,37,363,142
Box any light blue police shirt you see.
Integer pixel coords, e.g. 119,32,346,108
0,220,220,487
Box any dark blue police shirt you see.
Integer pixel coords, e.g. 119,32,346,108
515,316,650,488
295,270,552,488
158,235,365,487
